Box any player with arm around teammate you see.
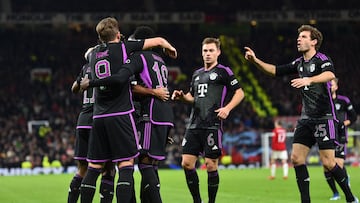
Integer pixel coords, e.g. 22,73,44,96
78,17,177,203
68,49,116,203
82,25,176,203
128,26,175,203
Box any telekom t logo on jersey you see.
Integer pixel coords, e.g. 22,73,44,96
197,84,208,97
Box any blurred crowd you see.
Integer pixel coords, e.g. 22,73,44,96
8,0,360,13
0,20,359,169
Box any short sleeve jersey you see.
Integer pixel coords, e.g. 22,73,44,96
276,52,335,119
188,64,241,129
271,127,287,151
334,95,357,123
88,40,144,117
130,50,174,126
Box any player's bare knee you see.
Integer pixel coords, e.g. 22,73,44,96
89,162,103,169
290,154,303,166
181,162,190,170
78,160,88,170
139,155,153,165
205,164,217,171
322,159,336,171
117,160,134,169
181,160,195,170
205,159,218,171
78,161,88,176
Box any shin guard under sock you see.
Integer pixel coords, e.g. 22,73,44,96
184,168,202,203
100,172,115,203
68,174,83,203
294,164,310,203
139,164,162,203
208,170,219,203
324,171,338,195
116,166,135,203
80,167,101,203
330,164,355,202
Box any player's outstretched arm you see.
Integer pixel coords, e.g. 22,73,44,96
171,90,194,103
132,85,170,101
143,37,177,59
80,68,133,90
244,46,276,76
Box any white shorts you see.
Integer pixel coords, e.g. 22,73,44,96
271,150,288,160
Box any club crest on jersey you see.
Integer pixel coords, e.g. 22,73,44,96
299,66,303,72
309,64,315,72
209,72,218,80
195,76,200,81
335,103,341,110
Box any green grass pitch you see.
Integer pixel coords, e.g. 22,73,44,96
0,166,358,203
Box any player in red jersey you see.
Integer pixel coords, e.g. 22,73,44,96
269,120,289,180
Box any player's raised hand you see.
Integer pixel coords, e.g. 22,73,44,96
244,46,257,62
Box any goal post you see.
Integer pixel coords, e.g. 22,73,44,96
261,132,293,168
27,120,50,135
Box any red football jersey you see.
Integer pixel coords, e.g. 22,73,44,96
271,127,287,151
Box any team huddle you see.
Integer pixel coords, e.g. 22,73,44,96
67,17,357,203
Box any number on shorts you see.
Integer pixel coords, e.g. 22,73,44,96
314,124,327,137
207,133,215,146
